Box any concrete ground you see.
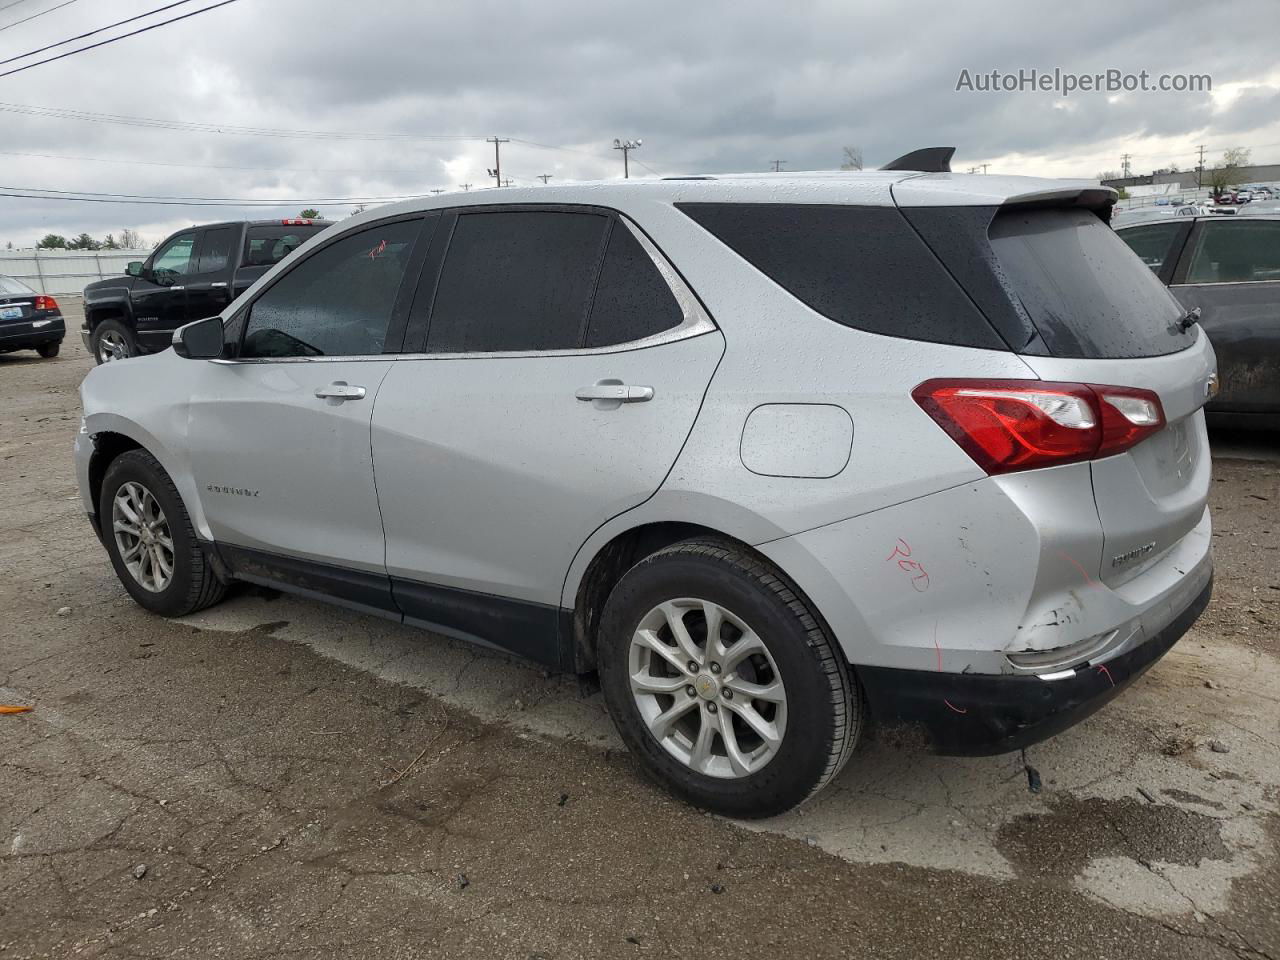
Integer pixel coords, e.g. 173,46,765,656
1,304,1277,959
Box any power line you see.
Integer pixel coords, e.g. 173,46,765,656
0,101,615,171
0,184,436,205
0,0,77,34
0,0,39,14
0,0,199,68
0,100,485,142
0,147,430,176
0,0,242,78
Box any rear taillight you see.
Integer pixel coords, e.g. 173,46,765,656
34,295,58,312
912,379,1165,475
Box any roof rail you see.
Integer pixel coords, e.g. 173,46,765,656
880,147,955,173
662,175,716,180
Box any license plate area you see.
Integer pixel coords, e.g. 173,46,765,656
0,306,22,320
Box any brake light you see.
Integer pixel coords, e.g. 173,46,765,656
912,379,1165,474
281,218,313,225
34,295,58,311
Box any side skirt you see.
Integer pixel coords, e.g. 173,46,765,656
212,543,574,671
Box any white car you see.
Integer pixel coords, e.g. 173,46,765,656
75,157,1216,816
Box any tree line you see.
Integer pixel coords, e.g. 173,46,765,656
35,228,147,251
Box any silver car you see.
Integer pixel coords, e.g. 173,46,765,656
76,169,1216,817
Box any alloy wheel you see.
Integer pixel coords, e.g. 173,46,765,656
628,598,788,779
97,330,130,363
111,481,174,593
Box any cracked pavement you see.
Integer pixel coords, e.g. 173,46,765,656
1,306,1277,959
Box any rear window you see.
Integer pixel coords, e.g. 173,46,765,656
989,208,1193,358
242,224,327,268
676,203,1004,350
0,276,34,296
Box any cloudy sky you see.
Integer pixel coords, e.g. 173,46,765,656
1,0,1278,248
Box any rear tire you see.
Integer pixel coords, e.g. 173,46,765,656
598,538,860,818
36,341,60,358
93,319,136,364
99,449,226,617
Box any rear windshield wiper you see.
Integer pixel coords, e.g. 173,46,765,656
1175,306,1202,333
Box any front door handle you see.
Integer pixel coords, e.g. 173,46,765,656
575,382,654,403
315,381,367,402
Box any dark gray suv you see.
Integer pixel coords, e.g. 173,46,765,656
1117,214,1280,428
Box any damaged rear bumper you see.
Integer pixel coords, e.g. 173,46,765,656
858,576,1213,756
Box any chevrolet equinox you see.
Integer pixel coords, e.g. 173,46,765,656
76,164,1216,817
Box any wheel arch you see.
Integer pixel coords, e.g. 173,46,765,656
564,495,798,674
84,415,210,541
85,301,132,332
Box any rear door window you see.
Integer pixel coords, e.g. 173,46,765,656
1117,221,1187,275
242,224,327,267
1184,220,1280,283
989,208,1192,358
241,219,420,358
426,210,608,353
677,203,1004,349
584,223,684,347
196,226,237,274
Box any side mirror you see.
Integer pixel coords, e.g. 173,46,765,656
172,316,225,360
126,261,144,278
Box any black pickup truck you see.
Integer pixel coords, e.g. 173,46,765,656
81,218,331,364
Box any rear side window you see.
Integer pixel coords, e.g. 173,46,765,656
242,224,326,267
241,219,419,358
427,211,607,353
1117,221,1186,274
990,208,1192,358
198,226,237,274
1185,220,1280,283
676,203,1004,349
585,224,683,347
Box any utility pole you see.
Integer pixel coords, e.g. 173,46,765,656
613,138,642,178
485,136,509,188
1196,144,1206,189
459,183,472,192
1121,153,1132,178
429,188,445,195
980,163,989,175
536,174,553,184
769,160,786,172
500,179,513,187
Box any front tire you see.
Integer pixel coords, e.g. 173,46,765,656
36,341,60,358
93,319,136,364
99,450,226,617
598,539,860,818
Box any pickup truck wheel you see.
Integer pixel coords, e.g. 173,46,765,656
598,538,861,818
93,320,136,364
36,342,60,358
100,449,227,617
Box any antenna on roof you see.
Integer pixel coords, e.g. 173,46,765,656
880,147,955,173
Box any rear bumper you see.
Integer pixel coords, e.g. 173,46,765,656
0,316,64,349
859,576,1212,755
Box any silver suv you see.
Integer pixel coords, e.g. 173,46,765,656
76,168,1216,817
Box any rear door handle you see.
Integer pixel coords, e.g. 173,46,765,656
315,381,367,402
575,383,654,403
210,281,228,288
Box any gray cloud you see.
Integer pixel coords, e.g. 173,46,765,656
1,0,1277,247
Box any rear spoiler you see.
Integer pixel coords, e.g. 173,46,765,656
999,186,1118,224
